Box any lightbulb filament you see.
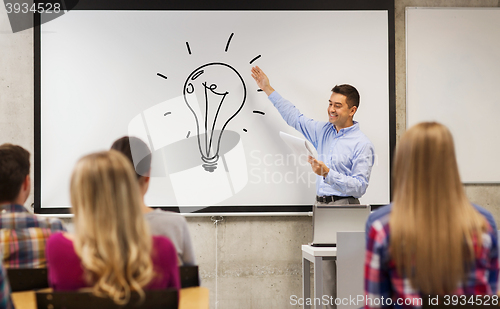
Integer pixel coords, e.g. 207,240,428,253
202,81,229,158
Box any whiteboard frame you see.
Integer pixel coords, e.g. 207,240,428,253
34,0,396,215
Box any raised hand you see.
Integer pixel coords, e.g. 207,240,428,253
251,66,274,95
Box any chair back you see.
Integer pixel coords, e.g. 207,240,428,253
36,288,178,309
6,268,49,292
180,265,199,288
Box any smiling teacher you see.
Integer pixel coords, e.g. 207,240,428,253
251,66,375,308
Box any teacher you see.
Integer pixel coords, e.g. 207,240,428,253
251,66,375,307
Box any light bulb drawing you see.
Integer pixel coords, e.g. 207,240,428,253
183,62,247,172
135,32,272,208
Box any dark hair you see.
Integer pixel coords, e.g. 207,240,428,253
0,144,30,202
110,137,151,179
331,84,360,109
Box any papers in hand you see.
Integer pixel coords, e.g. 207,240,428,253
279,131,317,159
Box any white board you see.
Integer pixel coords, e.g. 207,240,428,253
40,11,390,209
406,8,500,183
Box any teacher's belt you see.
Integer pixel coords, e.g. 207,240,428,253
316,195,354,203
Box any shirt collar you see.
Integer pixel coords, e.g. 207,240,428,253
334,121,359,134
0,204,29,214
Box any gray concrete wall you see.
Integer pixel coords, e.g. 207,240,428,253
188,216,311,308
2,1,500,308
0,6,34,205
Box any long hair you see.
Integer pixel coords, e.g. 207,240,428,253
70,150,153,304
389,122,487,295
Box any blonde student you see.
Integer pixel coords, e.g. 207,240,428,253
46,150,180,305
364,122,498,308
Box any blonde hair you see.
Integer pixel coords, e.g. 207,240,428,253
390,122,487,295
70,150,154,304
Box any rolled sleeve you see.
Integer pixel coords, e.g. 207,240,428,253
324,143,374,198
268,91,324,147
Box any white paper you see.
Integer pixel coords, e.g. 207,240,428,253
279,131,316,159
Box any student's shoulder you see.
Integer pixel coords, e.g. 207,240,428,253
147,209,184,217
152,235,176,250
47,231,71,242
152,235,177,260
472,203,497,231
46,232,73,253
145,209,187,224
1,210,66,231
369,204,392,218
46,233,79,271
366,204,392,231
43,216,66,229
18,211,66,230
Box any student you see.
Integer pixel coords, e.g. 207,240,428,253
251,66,375,307
111,136,196,266
364,122,498,309
46,151,180,305
0,143,66,268
0,256,14,309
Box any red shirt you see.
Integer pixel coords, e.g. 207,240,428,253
46,232,181,291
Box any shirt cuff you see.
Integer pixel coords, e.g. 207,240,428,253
267,91,279,104
323,169,340,185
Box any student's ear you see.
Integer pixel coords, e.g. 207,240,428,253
139,176,150,196
23,174,30,192
143,169,151,185
20,174,30,202
141,168,151,185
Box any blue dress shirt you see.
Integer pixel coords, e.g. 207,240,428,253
268,91,375,198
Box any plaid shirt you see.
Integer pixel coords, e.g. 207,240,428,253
0,204,66,269
365,204,499,309
0,262,13,309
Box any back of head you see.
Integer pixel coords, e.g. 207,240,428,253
0,144,30,203
70,150,153,304
331,84,360,108
110,136,151,179
393,122,463,203
390,122,486,294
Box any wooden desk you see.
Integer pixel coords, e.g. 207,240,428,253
12,287,209,309
180,287,209,309
11,290,37,309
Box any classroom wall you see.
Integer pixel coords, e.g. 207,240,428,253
1,1,500,308
394,0,500,223
0,7,34,204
